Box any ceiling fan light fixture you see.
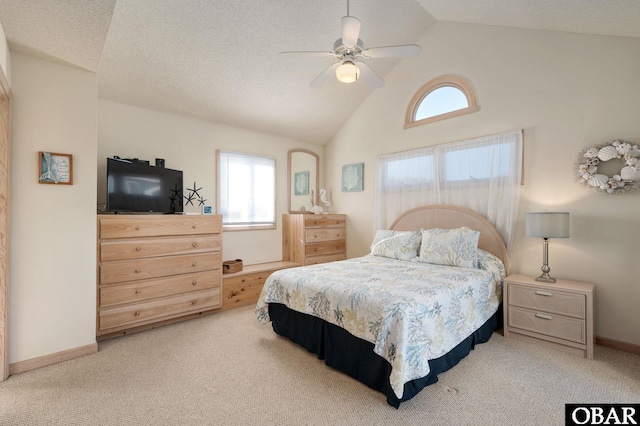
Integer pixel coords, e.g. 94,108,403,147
335,61,359,83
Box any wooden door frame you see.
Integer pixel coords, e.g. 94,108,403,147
0,64,11,381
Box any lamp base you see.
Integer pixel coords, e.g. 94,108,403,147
535,273,556,283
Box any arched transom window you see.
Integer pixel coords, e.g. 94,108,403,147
405,75,478,128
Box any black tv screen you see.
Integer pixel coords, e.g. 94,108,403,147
106,158,183,214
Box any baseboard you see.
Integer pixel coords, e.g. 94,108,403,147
9,342,98,375
596,336,640,355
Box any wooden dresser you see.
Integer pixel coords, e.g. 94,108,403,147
282,214,346,266
97,214,222,339
503,274,594,359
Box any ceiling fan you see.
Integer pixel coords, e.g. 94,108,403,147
279,1,421,88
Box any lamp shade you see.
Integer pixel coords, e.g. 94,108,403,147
335,61,359,83
525,212,570,238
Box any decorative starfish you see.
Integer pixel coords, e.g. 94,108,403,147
186,181,202,199
184,191,196,206
197,196,207,206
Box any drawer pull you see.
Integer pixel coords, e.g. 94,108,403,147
134,226,140,230
192,281,197,285
535,290,553,296
135,269,141,273
134,290,141,294
535,313,553,320
134,311,140,317
192,262,197,267
191,300,197,305
192,242,198,248
135,247,142,251
192,224,197,229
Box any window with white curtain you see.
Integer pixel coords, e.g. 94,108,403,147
217,150,276,230
375,130,523,248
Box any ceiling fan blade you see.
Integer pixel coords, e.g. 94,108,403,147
341,16,361,48
362,44,422,58
310,62,341,87
356,62,384,88
279,50,335,58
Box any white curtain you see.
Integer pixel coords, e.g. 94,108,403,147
374,130,522,249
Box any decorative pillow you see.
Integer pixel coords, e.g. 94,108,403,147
418,227,480,268
370,230,422,261
476,248,506,284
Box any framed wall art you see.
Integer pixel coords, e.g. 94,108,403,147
38,151,73,185
342,162,364,192
294,170,309,195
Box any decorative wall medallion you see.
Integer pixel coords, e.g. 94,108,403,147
576,140,640,194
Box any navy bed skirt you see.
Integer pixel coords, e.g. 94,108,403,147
268,303,500,408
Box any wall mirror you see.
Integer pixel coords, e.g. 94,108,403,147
288,149,319,213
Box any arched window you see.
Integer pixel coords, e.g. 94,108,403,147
405,75,478,128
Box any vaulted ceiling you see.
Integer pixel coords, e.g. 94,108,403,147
1,1,639,145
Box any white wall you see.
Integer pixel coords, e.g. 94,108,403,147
98,100,323,265
10,52,97,363
326,22,640,346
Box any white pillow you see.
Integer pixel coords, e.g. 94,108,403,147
370,230,422,261
418,226,480,268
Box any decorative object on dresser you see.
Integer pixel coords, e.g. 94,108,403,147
503,274,594,359
222,259,243,274
525,211,570,283
282,214,346,265
96,214,222,339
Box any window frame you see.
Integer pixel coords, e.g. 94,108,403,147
216,150,276,232
404,74,478,129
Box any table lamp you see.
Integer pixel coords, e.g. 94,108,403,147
525,212,570,283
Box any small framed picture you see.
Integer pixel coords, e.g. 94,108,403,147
38,151,73,185
294,171,309,195
202,205,213,215
342,162,364,192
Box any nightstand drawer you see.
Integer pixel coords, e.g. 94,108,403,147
508,284,586,319
508,306,585,344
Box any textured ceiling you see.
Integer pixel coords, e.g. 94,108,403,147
0,1,639,145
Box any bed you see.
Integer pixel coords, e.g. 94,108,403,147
255,205,510,408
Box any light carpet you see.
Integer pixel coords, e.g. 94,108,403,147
0,305,638,425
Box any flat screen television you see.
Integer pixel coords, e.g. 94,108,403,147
106,158,183,214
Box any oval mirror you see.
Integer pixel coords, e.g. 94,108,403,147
288,149,319,213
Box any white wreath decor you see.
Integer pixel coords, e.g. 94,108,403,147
576,140,640,194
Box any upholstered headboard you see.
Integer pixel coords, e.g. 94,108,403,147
389,204,510,275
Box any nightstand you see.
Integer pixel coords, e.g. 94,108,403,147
503,274,594,359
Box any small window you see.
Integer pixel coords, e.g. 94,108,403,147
217,150,276,230
405,75,478,128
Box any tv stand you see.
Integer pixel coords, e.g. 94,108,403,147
96,214,222,339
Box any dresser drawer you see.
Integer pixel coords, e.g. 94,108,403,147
100,252,221,284
100,234,221,261
99,289,221,331
304,216,346,228
508,306,585,344
508,284,586,319
305,227,346,243
100,270,221,307
305,240,346,257
99,215,222,239
305,253,346,265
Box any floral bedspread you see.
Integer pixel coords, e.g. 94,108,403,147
255,255,503,399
